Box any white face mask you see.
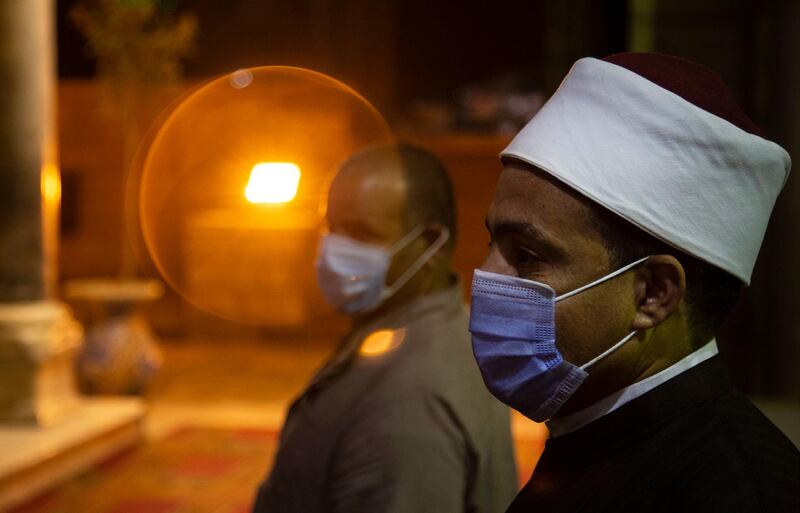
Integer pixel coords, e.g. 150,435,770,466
315,224,450,314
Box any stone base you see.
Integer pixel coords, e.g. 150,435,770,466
0,397,145,511
0,301,82,425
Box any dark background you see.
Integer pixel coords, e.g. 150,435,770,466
54,0,800,400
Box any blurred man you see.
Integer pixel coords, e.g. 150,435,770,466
469,53,800,512
253,143,517,513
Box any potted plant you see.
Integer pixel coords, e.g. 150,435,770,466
65,0,197,395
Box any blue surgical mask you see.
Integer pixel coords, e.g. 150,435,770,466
469,257,648,422
316,225,450,314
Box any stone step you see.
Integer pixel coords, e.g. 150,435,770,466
0,398,145,511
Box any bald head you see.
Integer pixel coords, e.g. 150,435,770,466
327,143,457,250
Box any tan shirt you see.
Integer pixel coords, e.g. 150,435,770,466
254,282,518,513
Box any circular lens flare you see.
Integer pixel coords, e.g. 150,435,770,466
138,66,394,325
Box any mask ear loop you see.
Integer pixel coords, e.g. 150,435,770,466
382,225,451,299
388,224,428,254
555,256,650,302
579,330,638,370
554,256,651,370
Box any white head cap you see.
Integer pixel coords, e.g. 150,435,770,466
502,54,791,284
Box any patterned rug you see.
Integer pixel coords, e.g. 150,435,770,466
12,428,278,513
12,425,543,513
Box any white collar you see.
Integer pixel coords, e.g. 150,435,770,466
547,339,719,438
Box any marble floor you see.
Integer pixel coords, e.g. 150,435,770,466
145,337,547,444
3,336,549,510
143,337,332,440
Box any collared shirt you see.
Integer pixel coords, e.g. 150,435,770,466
507,353,800,512
547,339,719,437
253,282,518,513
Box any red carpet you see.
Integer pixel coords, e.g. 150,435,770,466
12,426,543,513
12,428,278,513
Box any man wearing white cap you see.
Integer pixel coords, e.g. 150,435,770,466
470,52,799,512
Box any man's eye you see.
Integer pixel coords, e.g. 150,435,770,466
514,247,540,267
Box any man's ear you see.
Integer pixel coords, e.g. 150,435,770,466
631,255,686,330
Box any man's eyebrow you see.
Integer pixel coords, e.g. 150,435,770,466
486,217,567,260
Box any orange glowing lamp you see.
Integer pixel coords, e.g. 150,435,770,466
245,162,301,204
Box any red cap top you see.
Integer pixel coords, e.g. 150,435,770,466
603,52,765,138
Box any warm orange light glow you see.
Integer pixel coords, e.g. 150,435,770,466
41,163,61,204
245,162,301,204
140,66,393,325
360,328,406,357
